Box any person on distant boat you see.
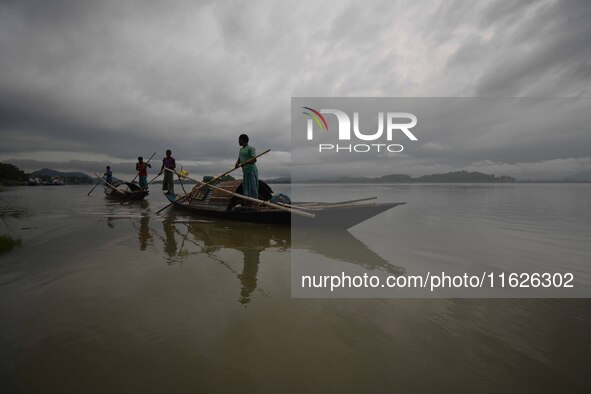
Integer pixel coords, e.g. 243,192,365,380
159,149,176,195
136,156,151,191
235,134,258,202
104,166,113,184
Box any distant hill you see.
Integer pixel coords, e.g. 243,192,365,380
302,171,516,183
31,168,94,184
264,177,291,184
415,171,515,183
561,171,591,182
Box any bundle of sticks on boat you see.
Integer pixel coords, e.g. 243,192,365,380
276,197,378,211
164,167,316,219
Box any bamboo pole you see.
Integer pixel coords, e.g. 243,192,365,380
164,168,315,219
87,181,101,196
177,168,187,194
147,173,161,185
326,196,377,205
277,201,376,210
156,149,271,215
295,197,378,206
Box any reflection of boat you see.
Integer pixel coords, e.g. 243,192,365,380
104,181,148,201
293,231,404,276
159,214,403,304
165,180,405,229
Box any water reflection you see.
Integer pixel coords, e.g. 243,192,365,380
294,231,405,276
162,215,179,263
181,219,284,304
150,212,403,304
239,249,260,304
103,200,150,229
138,215,152,251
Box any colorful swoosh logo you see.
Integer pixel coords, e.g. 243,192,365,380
302,107,329,130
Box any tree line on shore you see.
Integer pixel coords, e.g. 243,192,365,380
0,163,94,186
5,162,590,185
272,171,516,183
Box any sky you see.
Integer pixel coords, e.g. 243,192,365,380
1,0,590,180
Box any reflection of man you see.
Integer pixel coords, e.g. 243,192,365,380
238,249,261,305
162,216,178,263
138,216,151,250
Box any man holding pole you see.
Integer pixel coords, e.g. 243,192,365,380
159,149,176,195
136,157,151,191
235,134,258,201
104,166,113,184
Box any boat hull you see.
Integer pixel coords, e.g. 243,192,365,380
104,181,148,201
165,193,404,229
105,191,149,201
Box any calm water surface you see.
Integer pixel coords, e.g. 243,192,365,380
0,184,590,393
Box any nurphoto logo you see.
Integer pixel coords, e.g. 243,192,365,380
302,107,418,153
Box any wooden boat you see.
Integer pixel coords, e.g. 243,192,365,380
104,180,149,201
164,180,405,229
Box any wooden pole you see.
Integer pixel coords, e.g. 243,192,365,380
87,181,101,196
163,168,315,219
177,167,187,194
277,201,376,210
294,197,377,206
147,173,161,185
156,149,271,215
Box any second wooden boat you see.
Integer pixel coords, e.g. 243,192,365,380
104,181,149,201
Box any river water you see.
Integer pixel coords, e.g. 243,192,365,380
0,184,590,392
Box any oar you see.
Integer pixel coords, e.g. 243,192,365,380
294,197,377,206
87,181,101,196
325,196,377,205
94,173,125,194
147,173,161,185
123,152,156,192
177,167,187,194
164,168,315,219
156,148,271,215
278,201,376,210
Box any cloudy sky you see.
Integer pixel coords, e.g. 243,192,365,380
1,0,590,180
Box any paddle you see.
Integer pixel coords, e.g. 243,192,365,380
122,152,156,192
147,173,161,185
278,197,379,210
177,167,187,194
164,168,315,219
155,149,271,215
87,181,101,196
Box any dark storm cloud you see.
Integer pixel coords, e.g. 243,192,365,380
1,0,590,180
472,0,591,96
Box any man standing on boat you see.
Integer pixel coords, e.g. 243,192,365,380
136,157,151,191
104,166,113,184
159,149,176,195
235,134,258,201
